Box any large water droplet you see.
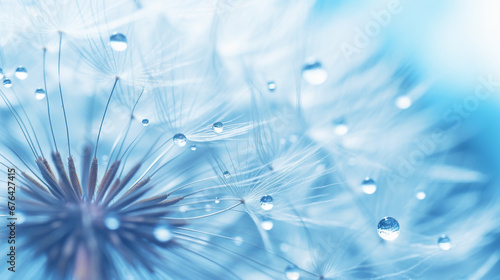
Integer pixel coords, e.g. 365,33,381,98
261,218,274,231
35,88,46,100
438,234,451,250
223,171,230,178
302,61,327,85
153,226,172,242
173,133,187,147
361,178,377,194
333,118,349,135
15,67,28,80
284,264,300,280
212,122,224,134
3,79,12,88
377,217,400,241
267,81,277,92
110,33,128,52
142,119,149,126
260,195,274,211
104,217,120,230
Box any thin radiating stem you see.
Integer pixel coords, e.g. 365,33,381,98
57,32,71,156
94,77,119,158
43,48,58,152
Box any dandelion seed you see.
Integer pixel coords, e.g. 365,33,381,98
361,178,377,194
3,78,12,88
377,217,400,241
438,235,451,250
35,88,46,100
302,61,327,85
173,133,187,146
15,66,28,80
109,33,128,52
284,264,300,280
212,121,224,134
260,195,274,210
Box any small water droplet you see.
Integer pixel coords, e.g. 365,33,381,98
284,264,300,280
416,191,426,200
3,79,12,88
153,226,172,242
260,195,274,211
110,33,128,52
205,204,212,212
333,118,349,135
261,218,274,231
234,236,243,246
190,145,197,151
377,217,400,241
438,234,451,250
179,205,189,212
212,122,224,134
361,178,377,194
173,133,187,147
267,81,277,92
0,68,4,79
104,217,120,230
35,88,46,100
223,171,230,178
214,197,220,204
396,96,412,109
15,67,28,80
141,119,149,126
302,61,327,85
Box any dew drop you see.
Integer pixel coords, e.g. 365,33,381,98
416,191,426,200
214,197,220,204
267,81,277,92
141,119,149,126
284,264,300,280
3,79,12,88
261,218,274,231
190,145,197,151
377,217,400,241
302,61,327,85
104,217,120,230
153,226,172,242
15,67,28,80
110,33,128,52
333,118,349,135
212,122,224,134
223,171,230,178
35,88,46,100
234,236,243,246
438,234,451,250
0,68,4,79
395,96,412,109
361,178,377,194
173,133,187,147
260,195,274,211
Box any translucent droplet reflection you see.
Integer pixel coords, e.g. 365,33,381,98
15,67,28,80
361,178,377,194
3,79,12,88
438,234,451,250
260,195,274,211
190,145,197,151
302,61,327,85
141,119,149,126
104,217,120,230
110,33,128,52
214,197,220,204
261,218,274,231
284,264,300,280
267,81,277,92
173,133,187,147
212,122,223,134
223,171,230,178
333,118,349,135
377,217,400,241
35,88,46,100
153,226,172,242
